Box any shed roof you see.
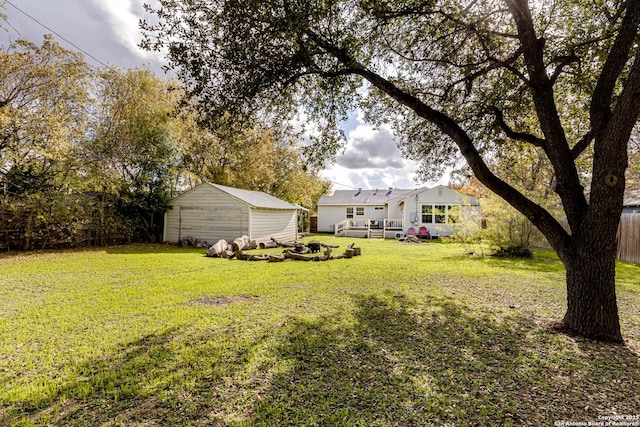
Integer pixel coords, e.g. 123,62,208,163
171,183,298,210
210,183,298,210
318,188,413,206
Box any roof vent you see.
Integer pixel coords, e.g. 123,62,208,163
355,188,362,196
373,188,378,195
386,187,393,196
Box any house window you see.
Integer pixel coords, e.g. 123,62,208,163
421,205,433,223
434,205,446,223
447,205,458,223
374,206,384,211
356,207,365,216
346,207,354,219
421,204,457,224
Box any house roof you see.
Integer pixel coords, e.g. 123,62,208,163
388,185,479,206
318,188,414,206
209,183,298,210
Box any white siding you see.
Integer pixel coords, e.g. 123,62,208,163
317,205,387,232
163,184,249,243
362,205,387,219
317,205,347,232
403,186,480,237
250,209,297,243
317,185,481,238
387,201,403,220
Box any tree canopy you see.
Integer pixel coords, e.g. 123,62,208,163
0,36,328,249
142,0,640,342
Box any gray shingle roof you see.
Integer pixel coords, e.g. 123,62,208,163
210,183,298,210
318,188,414,205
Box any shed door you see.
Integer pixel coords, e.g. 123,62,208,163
177,206,247,242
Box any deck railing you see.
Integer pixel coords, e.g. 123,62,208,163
384,219,403,230
334,219,403,237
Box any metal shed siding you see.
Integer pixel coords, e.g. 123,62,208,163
250,209,298,242
163,184,249,242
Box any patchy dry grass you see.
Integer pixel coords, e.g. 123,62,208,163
0,237,638,426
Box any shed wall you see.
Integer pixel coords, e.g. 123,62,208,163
163,185,249,243
250,209,298,243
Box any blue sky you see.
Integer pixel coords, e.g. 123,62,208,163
2,0,444,192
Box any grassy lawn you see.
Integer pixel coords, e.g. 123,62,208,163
1,236,639,426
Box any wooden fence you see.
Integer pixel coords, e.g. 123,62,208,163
617,213,640,264
532,213,640,264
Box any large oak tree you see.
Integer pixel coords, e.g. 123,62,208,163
142,0,640,342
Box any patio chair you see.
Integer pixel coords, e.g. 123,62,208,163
419,226,430,239
407,227,416,236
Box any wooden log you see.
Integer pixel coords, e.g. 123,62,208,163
231,235,252,252
235,250,254,260
314,250,345,261
268,254,285,262
271,237,296,248
343,243,361,258
284,250,314,261
206,239,229,257
288,246,310,254
259,241,279,249
319,243,340,248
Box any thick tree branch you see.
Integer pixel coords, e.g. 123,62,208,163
490,106,546,146
591,0,640,134
506,0,588,234
549,54,579,85
571,130,594,160
306,29,572,250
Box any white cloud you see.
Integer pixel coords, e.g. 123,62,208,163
321,112,433,190
91,0,160,63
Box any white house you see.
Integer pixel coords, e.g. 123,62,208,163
317,185,480,238
317,187,412,237
163,183,299,244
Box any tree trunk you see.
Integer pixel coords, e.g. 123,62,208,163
562,247,623,343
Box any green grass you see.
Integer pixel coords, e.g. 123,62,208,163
0,236,639,426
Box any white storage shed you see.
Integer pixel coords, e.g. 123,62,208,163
163,183,299,244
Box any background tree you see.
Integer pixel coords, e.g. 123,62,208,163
0,36,91,249
177,115,330,211
84,68,183,243
143,0,640,342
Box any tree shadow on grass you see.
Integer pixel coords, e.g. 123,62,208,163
4,325,267,426
245,294,640,426
442,251,567,276
4,295,639,426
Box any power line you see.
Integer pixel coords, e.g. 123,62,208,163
326,179,357,190
5,0,111,68
2,12,22,37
